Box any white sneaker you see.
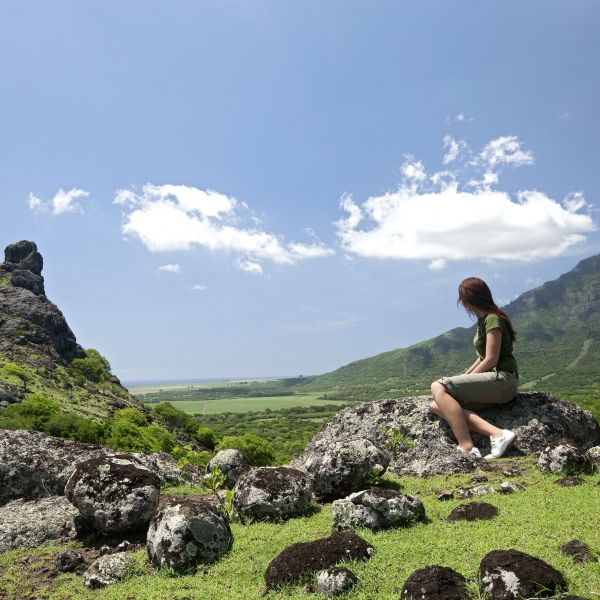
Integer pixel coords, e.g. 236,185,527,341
457,446,482,458
485,430,517,459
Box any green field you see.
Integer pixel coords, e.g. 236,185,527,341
141,392,335,414
128,378,278,396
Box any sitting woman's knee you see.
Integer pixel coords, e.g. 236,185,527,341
431,381,443,396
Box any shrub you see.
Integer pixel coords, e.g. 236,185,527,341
70,349,112,383
2,363,33,391
152,402,188,428
8,394,60,429
215,434,275,466
43,413,103,443
195,426,218,450
103,418,174,453
113,407,148,427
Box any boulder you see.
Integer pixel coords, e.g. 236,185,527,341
264,530,374,590
537,439,592,475
401,565,469,600
317,567,357,597
479,549,566,599
0,390,18,404
560,539,597,564
586,446,600,469
3,240,43,275
448,502,498,522
83,552,135,589
292,437,390,500
0,429,196,507
207,449,248,489
65,454,160,535
0,496,79,552
146,495,232,573
234,466,312,521
331,488,424,530
54,549,85,573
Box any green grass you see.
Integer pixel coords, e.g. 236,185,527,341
1,458,599,599
129,379,279,396
142,393,335,414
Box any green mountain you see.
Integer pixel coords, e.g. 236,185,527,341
293,253,600,416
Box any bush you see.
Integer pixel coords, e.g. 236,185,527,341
195,426,218,450
70,349,112,383
2,363,33,391
113,407,148,427
103,418,174,453
2,394,60,429
152,402,188,428
215,434,276,466
43,412,103,443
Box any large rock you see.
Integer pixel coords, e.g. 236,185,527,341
332,488,424,530
0,241,45,295
65,454,160,535
479,549,567,599
207,449,248,489
234,466,312,521
303,393,600,476
147,495,232,572
264,530,374,590
537,439,592,475
0,429,197,507
402,565,469,600
83,552,135,589
0,496,79,552
292,437,390,500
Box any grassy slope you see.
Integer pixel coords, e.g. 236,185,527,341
2,457,599,599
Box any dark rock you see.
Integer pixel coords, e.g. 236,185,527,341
436,489,454,501
233,466,312,521
498,482,523,494
292,437,390,500
316,567,357,597
0,390,17,404
3,241,43,275
555,476,585,487
146,495,232,573
448,502,498,522
10,270,45,295
264,530,374,590
479,549,566,599
537,439,592,475
83,552,135,589
401,565,469,600
332,488,424,530
470,475,489,483
65,454,160,535
54,549,85,573
207,449,248,489
0,497,79,552
560,539,597,563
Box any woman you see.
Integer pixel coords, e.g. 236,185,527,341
430,277,518,459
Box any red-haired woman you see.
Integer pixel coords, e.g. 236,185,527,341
430,278,518,459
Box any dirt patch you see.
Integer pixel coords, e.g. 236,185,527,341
250,467,308,495
560,539,598,563
448,502,498,522
402,565,469,600
264,530,374,590
555,476,585,487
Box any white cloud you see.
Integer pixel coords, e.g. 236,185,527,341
158,264,180,273
27,188,89,215
192,284,207,290
235,259,263,274
334,136,595,266
114,184,334,274
442,136,467,165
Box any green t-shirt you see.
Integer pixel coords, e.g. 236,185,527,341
474,313,518,375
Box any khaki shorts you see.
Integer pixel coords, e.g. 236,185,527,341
437,369,518,412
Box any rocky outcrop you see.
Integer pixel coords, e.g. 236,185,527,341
147,495,232,572
317,567,357,597
537,439,593,475
0,241,44,294
0,496,79,552
292,437,390,500
65,455,160,535
207,449,248,489
0,429,197,507
332,488,424,530
83,552,135,589
402,565,469,600
234,466,312,521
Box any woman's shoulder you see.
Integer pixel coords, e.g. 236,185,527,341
483,313,504,331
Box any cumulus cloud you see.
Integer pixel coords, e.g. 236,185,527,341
335,136,595,267
27,188,89,215
443,136,467,165
158,264,180,273
114,184,333,274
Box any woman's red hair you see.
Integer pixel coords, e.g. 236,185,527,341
458,277,517,341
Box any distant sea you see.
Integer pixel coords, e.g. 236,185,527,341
121,376,290,387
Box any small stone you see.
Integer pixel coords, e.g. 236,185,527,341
469,475,489,483
498,481,522,494
456,484,495,499
317,567,357,597
83,552,135,589
53,550,85,573
436,489,454,501
99,545,110,556
117,540,131,551
503,469,521,477
555,477,585,487
402,565,469,600
560,539,598,564
448,502,498,522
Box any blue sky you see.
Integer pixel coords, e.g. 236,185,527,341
2,1,599,383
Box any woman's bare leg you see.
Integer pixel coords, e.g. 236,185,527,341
462,409,503,438
430,382,473,451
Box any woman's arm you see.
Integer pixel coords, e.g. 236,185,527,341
471,328,502,374
465,358,481,374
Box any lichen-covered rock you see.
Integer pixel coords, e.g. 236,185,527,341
317,567,357,597
537,439,592,475
402,565,469,600
54,549,85,573
83,552,135,589
146,495,232,572
479,549,566,599
264,530,374,590
331,488,424,530
0,430,196,507
498,482,523,494
456,484,495,499
0,496,79,552
234,466,312,521
448,502,498,522
292,438,389,500
586,446,600,469
207,449,248,489
65,455,160,535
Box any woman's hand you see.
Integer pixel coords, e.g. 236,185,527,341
471,328,502,373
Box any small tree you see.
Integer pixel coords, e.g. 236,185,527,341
2,363,33,392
